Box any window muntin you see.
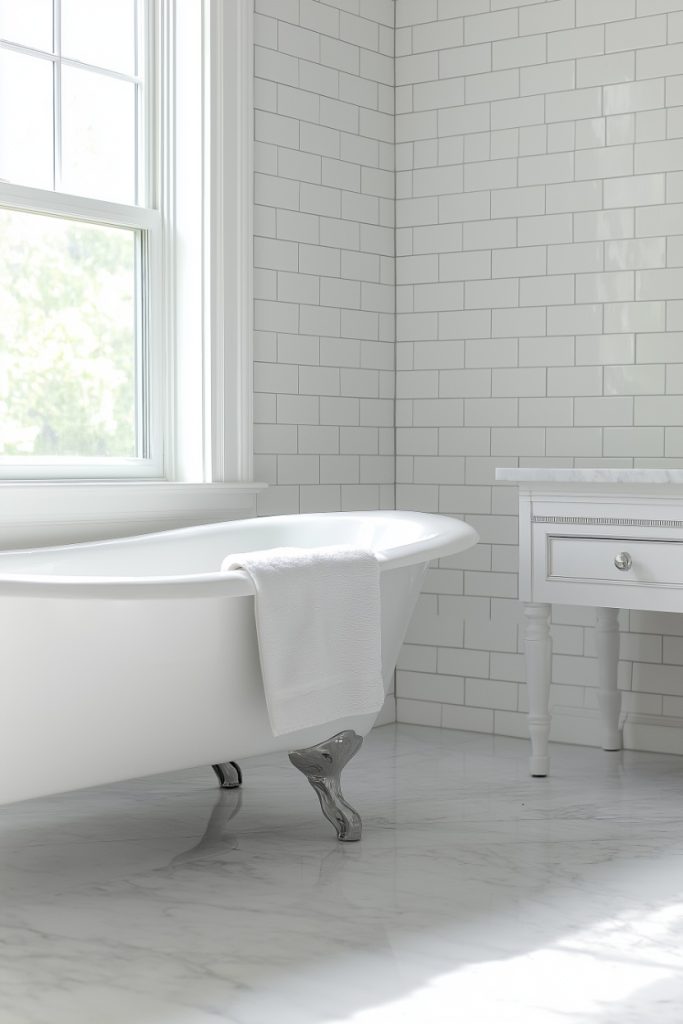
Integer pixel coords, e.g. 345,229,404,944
0,0,161,478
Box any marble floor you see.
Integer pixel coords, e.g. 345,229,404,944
1,725,683,1023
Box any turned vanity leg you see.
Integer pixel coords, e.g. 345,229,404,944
524,603,552,777
595,607,622,752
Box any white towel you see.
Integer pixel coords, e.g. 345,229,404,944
221,545,384,737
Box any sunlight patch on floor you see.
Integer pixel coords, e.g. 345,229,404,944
327,903,683,1024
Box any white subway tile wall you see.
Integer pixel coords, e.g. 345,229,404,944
395,0,683,753
254,0,396,518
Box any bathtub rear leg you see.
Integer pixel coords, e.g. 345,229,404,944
211,762,242,789
288,730,363,842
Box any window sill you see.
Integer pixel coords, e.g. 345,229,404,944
0,481,267,550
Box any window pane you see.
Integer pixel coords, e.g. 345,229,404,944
0,0,52,52
61,0,136,75
61,67,136,204
0,50,53,190
0,210,138,458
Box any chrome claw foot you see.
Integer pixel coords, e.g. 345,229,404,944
211,761,242,789
288,730,363,842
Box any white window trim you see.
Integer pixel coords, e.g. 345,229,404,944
0,0,264,546
167,0,255,485
0,481,262,550
207,0,254,485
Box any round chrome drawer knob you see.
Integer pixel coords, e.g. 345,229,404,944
614,552,632,572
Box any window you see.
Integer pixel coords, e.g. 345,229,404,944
0,0,257,544
0,0,163,479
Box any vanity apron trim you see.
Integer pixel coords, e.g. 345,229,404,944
532,514,683,529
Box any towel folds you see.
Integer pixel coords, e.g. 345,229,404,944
221,545,384,736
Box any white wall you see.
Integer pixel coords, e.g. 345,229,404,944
251,0,683,756
253,0,396,518
394,0,683,754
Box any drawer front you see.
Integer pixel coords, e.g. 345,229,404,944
548,535,683,586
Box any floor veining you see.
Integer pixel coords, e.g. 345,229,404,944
1,724,683,1023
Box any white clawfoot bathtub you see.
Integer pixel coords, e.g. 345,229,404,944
0,510,478,823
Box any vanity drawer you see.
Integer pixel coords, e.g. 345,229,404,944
548,535,683,586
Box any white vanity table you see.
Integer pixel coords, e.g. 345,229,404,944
496,468,683,777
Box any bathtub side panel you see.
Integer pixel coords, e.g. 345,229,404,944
0,595,254,803
0,594,381,804
0,561,428,804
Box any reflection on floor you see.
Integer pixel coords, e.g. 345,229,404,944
1,724,683,1023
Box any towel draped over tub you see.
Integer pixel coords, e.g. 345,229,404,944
221,545,385,736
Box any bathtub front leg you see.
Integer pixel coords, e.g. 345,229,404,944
211,761,242,789
288,730,363,842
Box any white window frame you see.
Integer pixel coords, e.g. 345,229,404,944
0,0,163,479
0,0,262,546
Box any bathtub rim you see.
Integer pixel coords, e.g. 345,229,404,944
0,510,478,600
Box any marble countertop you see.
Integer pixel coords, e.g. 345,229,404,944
496,468,683,484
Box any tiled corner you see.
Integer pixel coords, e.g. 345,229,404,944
395,0,683,752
